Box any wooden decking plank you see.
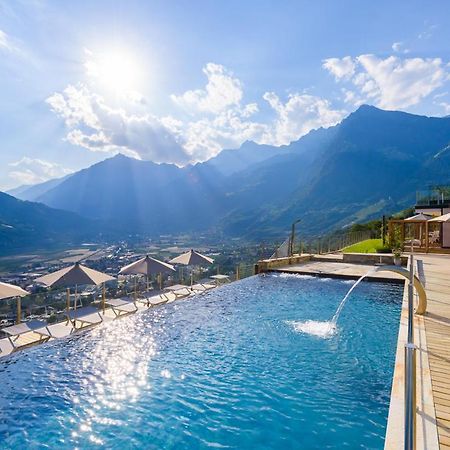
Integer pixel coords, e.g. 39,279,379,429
421,254,450,449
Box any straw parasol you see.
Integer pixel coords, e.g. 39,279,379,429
36,262,115,314
0,282,29,325
169,249,214,287
119,255,175,293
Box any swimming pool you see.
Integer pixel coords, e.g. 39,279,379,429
0,274,402,449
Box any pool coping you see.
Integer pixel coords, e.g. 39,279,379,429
269,268,405,284
384,279,439,450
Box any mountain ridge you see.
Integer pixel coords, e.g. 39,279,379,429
5,104,450,244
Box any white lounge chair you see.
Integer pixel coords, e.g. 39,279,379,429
210,274,231,285
35,321,75,339
164,284,192,299
191,280,216,292
106,297,139,317
2,320,51,352
67,306,104,329
139,290,172,306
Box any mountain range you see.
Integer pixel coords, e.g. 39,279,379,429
4,104,450,251
0,192,111,253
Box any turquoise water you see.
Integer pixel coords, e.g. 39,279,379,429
0,274,402,449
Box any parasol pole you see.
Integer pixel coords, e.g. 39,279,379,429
16,296,21,325
102,283,106,314
74,284,78,310
66,288,70,317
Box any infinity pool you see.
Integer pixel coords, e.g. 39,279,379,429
0,274,402,449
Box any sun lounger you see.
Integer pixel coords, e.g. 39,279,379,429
191,281,216,292
210,274,231,285
67,306,104,329
2,320,51,352
35,321,75,339
164,284,192,299
145,291,172,306
106,297,138,317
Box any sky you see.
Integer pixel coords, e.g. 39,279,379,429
1,0,450,190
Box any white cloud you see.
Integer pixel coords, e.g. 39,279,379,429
322,56,355,80
418,24,437,40
46,84,191,164
8,157,72,186
47,63,348,164
440,103,450,114
0,29,14,52
171,63,243,114
392,42,409,54
261,93,345,145
324,54,448,109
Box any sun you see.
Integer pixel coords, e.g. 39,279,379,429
85,48,142,94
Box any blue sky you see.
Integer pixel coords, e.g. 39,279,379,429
1,0,450,190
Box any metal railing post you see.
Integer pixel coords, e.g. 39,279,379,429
404,343,417,450
404,249,416,450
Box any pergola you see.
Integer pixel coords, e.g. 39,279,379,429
388,218,444,252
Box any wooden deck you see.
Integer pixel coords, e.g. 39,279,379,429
420,255,450,449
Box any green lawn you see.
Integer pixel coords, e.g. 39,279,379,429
343,239,385,253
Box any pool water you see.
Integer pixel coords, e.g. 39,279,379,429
0,274,402,449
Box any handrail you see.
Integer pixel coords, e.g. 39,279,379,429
376,256,419,449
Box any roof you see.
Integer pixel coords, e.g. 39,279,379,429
429,212,450,223
405,213,433,221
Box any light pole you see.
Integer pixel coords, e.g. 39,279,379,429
290,219,301,256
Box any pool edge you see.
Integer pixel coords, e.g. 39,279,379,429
384,279,439,450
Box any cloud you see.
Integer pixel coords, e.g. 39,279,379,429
322,56,355,80
392,42,409,54
261,93,345,145
46,84,191,164
0,29,14,52
47,63,348,164
8,157,72,186
171,63,243,114
418,24,437,40
324,54,448,109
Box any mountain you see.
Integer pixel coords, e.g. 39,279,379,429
221,105,450,236
7,173,72,201
23,105,450,241
0,192,110,253
35,154,228,234
197,140,292,176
